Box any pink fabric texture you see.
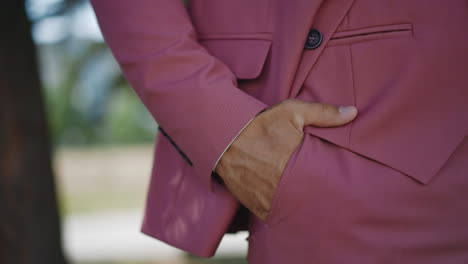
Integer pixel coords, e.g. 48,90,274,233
91,0,468,259
247,134,468,263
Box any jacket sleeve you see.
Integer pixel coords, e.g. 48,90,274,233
90,0,269,188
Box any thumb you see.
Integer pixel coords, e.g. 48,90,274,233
295,101,358,127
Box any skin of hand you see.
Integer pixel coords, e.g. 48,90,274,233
215,99,358,221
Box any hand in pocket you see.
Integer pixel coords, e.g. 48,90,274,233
215,99,358,221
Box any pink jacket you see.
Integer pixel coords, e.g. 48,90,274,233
91,0,468,257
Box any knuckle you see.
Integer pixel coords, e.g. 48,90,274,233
322,103,338,117
281,98,298,108
317,103,327,116
313,103,339,126
318,103,326,113
280,99,298,114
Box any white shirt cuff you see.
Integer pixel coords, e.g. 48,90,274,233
212,114,257,172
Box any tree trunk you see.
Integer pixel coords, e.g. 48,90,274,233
0,1,67,263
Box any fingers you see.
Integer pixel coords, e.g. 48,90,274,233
291,100,358,127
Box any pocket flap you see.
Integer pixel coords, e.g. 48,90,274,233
198,33,272,79
303,117,467,185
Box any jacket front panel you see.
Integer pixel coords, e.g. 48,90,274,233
140,0,468,256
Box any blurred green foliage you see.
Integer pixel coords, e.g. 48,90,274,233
32,0,196,146
34,1,157,146
42,42,157,146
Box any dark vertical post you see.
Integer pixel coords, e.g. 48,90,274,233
0,1,67,263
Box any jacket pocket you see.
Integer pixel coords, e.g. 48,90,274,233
198,33,272,79
327,23,413,47
264,134,310,228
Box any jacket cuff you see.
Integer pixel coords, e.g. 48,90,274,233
212,114,258,173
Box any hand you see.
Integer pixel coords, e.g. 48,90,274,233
215,99,358,221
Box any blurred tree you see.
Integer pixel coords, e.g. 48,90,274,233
0,1,67,263
34,0,157,146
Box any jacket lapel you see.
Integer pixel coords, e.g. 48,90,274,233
289,0,356,98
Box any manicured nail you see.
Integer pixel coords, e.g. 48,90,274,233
339,106,357,116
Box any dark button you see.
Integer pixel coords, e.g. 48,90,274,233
305,29,323,50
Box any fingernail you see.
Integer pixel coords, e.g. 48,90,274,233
339,106,357,116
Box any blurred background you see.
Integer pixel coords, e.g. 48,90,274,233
1,0,248,263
